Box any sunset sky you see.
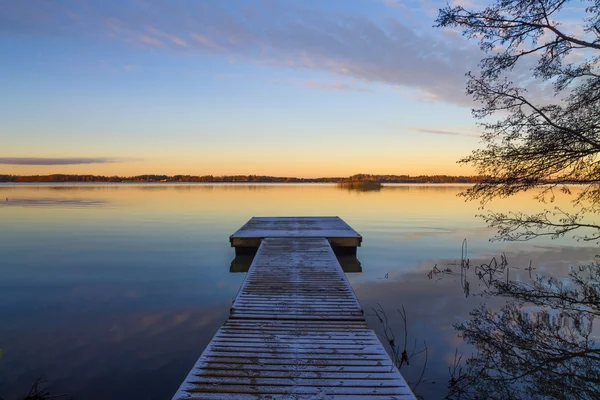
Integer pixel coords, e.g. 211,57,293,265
0,0,488,177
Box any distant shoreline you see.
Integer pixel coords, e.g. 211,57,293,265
0,173,485,184
0,182,477,187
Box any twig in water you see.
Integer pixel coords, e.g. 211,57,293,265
371,304,429,396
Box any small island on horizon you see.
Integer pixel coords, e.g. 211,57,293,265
0,173,486,184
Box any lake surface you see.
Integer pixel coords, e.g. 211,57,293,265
0,184,597,399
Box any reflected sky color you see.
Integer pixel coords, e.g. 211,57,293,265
0,184,597,399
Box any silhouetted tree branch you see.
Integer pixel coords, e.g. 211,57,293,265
436,0,600,242
20,378,69,400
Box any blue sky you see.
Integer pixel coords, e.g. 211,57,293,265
0,0,487,177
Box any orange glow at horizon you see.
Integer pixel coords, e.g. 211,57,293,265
1,156,476,178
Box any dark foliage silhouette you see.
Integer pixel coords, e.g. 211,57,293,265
437,0,600,242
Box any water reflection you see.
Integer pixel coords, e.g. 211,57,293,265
337,255,363,272
338,181,383,192
445,259,600,399
0,197,108,207
230,254,256,273
356,245,599,399
0,265,242,400
0,184,597,399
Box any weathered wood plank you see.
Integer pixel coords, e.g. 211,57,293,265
186,385,409,395
208,341,385,349
188,376,407,387
200,352,390,360
193,362,398,373
182,395,412,400
218,325,370,332
218,326,370,332
207,346,390,355
198,357,396,367
214,336,378,343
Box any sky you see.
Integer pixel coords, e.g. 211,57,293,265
0,0,490,177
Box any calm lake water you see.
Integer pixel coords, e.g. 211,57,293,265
0,184,597,399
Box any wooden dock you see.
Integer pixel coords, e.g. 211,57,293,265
230,216,362,255
174,217,415,399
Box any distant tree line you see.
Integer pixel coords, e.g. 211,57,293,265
0,173,488,184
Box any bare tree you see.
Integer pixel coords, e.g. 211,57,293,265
436,0,600,242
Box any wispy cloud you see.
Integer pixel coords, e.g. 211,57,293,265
139,35,166,48
397,126,481,138
148,27,189,47
190,33,223,51
0,157,130,165
380,0,408,10
284,79,369,92
0,0,484,107
449,0,482,7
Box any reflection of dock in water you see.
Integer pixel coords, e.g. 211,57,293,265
173,217,415,399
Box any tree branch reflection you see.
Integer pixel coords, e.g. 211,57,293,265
428,243,600,399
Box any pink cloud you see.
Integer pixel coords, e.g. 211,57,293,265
139,35,165,48
396,126,480,138
190,33,223,51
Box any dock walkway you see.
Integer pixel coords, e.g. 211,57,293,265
174,218,416,399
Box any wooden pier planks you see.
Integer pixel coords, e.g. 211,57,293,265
231,238,364,321
174,320,415,399
174,217,416,399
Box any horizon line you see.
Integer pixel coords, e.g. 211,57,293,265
0,172,483,179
